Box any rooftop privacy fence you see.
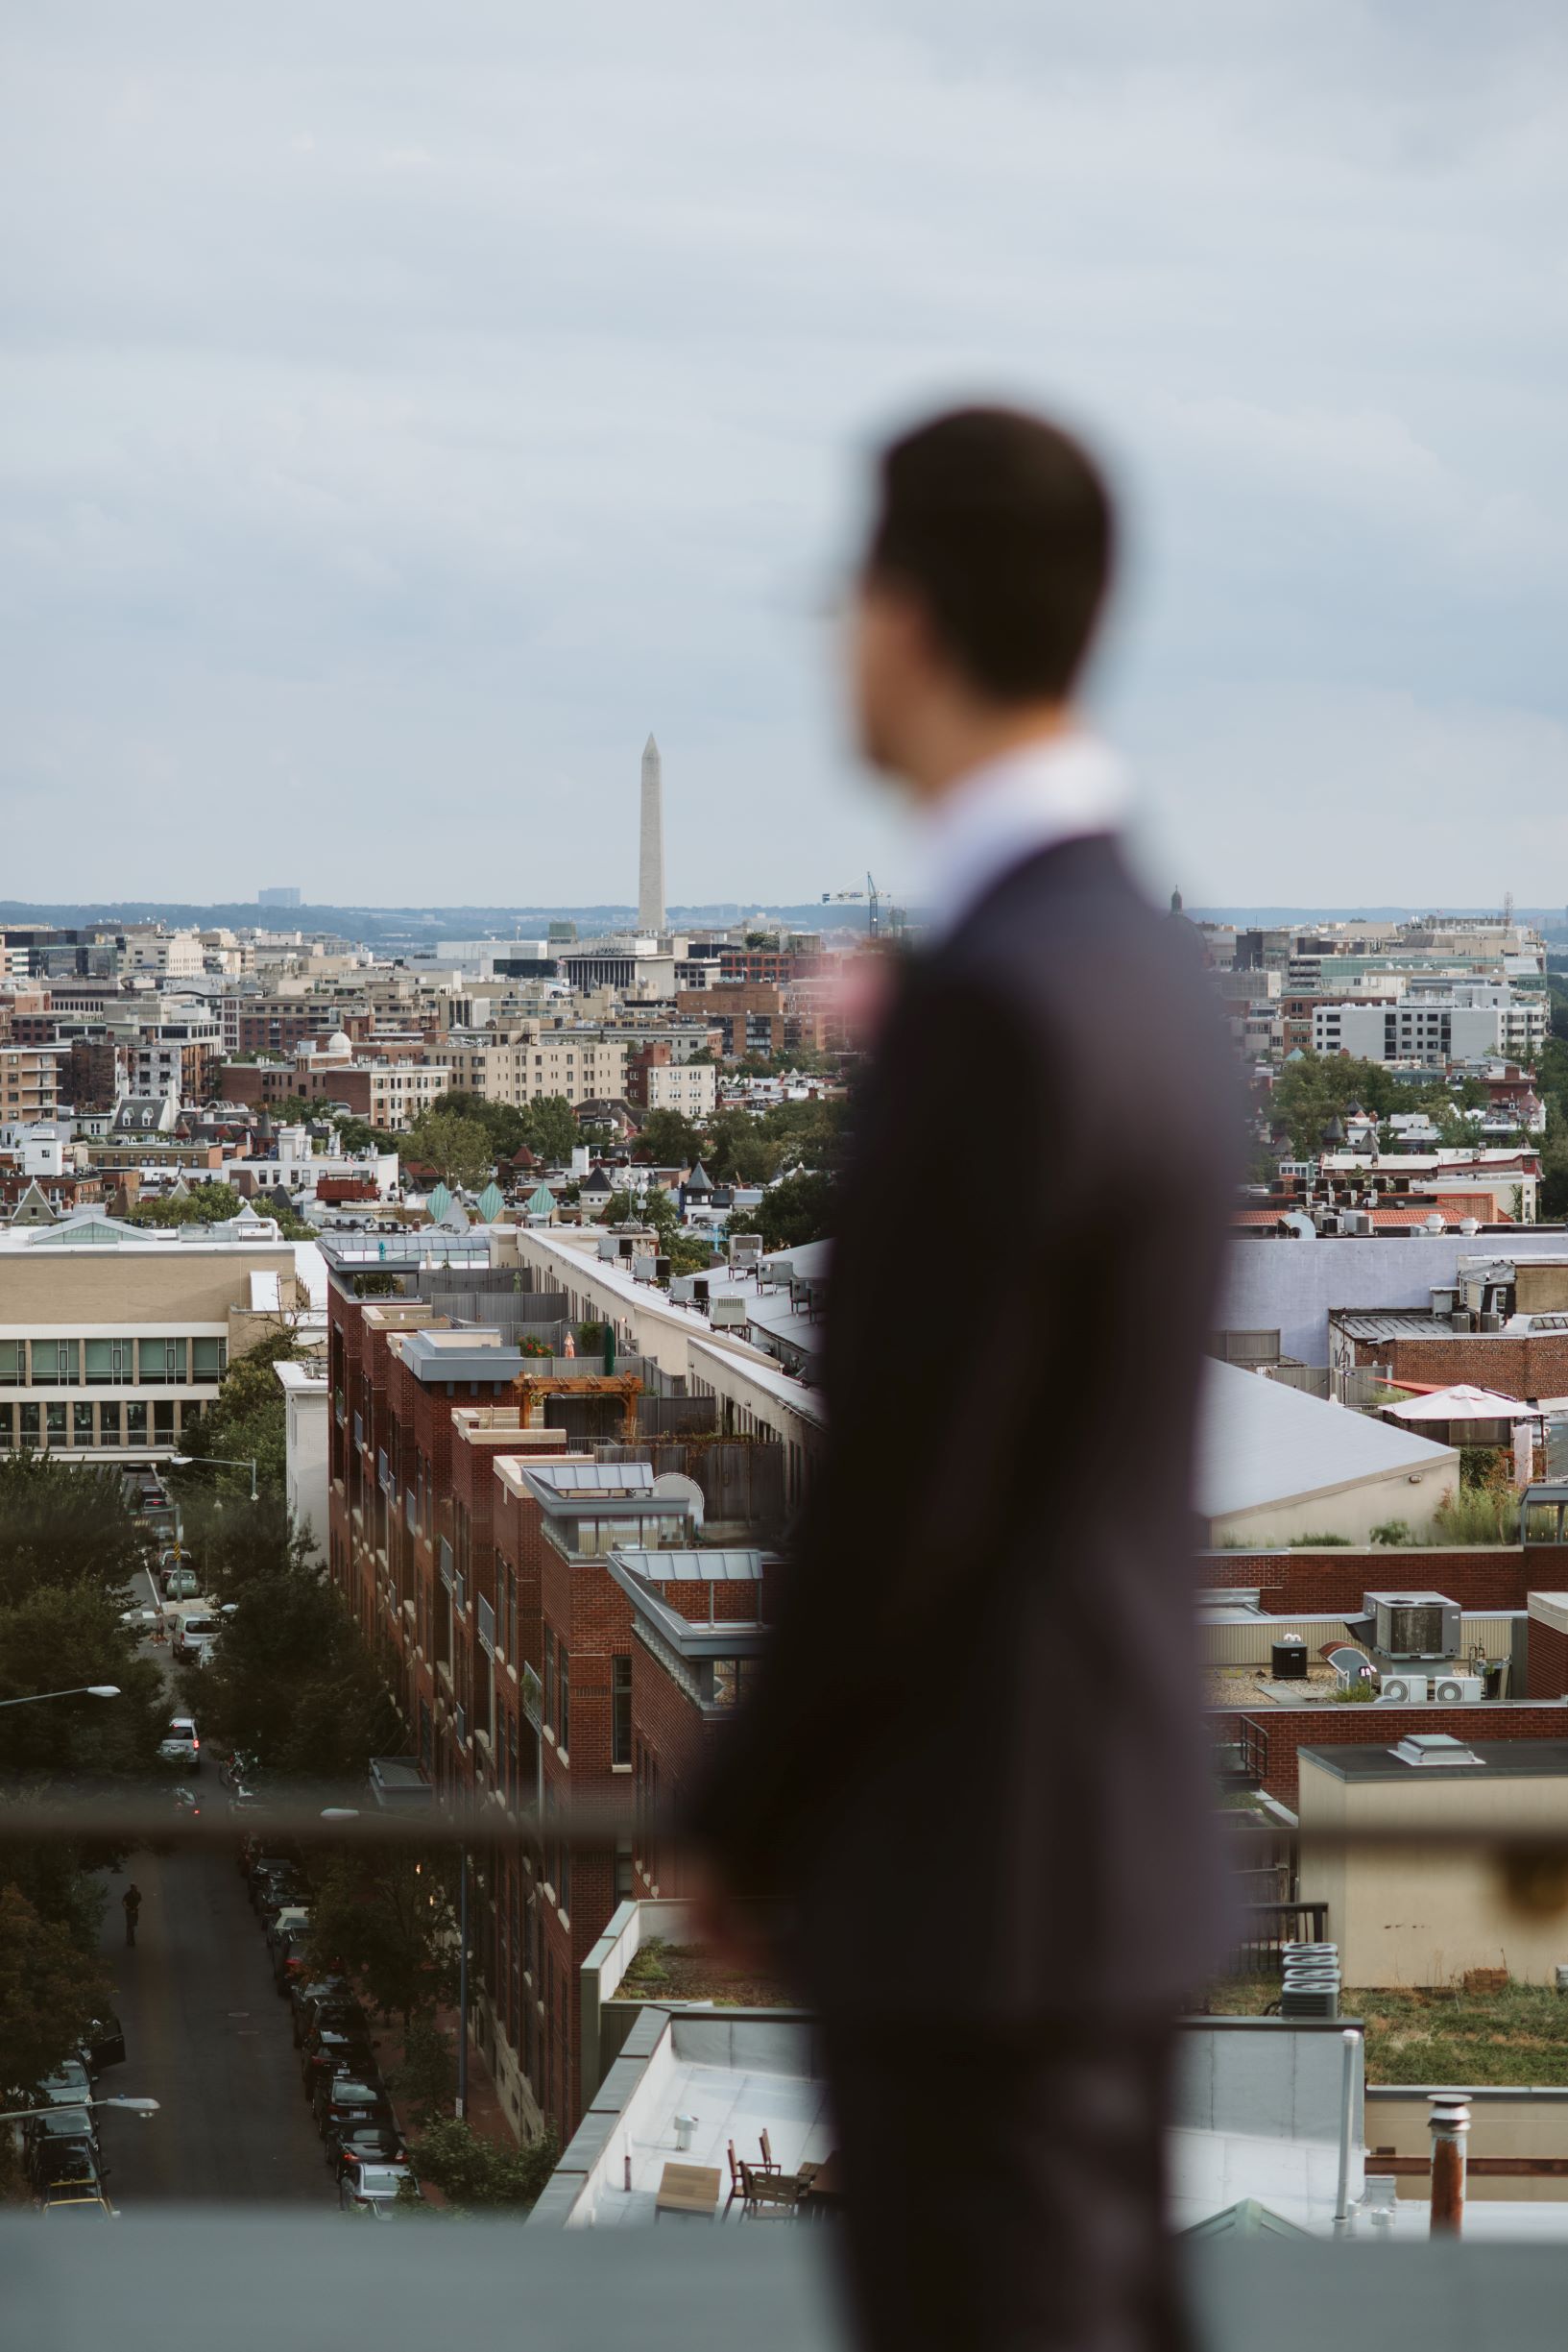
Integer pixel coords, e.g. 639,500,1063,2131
595,1438,787,1528
425,1290,570,1327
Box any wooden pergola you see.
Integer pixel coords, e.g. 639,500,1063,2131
510,1369,643,1441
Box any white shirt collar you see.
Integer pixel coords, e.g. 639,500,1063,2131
919,730,1128,945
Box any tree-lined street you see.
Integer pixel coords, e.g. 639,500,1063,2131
96,1838,326,2204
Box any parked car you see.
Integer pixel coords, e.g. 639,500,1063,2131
37,2188,118,2218
274,1929,314,1995
80,2013,126,2073
314,2073,394,2158
339,2164,418,2219
289,1976,357,2046
255,1876,311,1928
298,1994,369,2048
25,2108,99,2192
334,2127,408,2183
159,1565,200,1602
302,2025,378,2105
265,1904,312,1963
35,2059,93,2107
158,1715,202,1771
248,1855,304,1909
171,1610,222,1664
34,2144,108,2197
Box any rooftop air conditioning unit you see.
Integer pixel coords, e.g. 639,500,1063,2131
1340,1209,1373,1236
1377,1673,1428,1705
1363,1592,1461,1660
1431,1675,1484,1704
1480,1312,1505,1332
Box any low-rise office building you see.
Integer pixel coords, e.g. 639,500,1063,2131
0,1204,303,1462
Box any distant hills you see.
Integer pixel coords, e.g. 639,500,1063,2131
0,900,875,943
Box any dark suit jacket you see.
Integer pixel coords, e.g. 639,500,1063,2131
690,835,1237,2024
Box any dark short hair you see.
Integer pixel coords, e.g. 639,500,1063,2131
864,405,1115,701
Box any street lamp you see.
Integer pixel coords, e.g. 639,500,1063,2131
169,1452,259,1502
0,1684,121,1710
0,2096,159,2124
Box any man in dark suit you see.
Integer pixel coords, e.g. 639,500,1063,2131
691,406,1235,2351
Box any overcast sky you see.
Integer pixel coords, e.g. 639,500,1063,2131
4,2,1566,910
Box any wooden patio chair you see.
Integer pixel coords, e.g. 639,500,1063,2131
743,2166,806,2220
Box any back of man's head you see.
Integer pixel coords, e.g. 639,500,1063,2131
865,405,1115,704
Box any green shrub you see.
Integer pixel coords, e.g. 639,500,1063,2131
1430,1487,1520,1545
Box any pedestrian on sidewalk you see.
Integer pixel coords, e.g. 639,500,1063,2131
122,1882,142,1948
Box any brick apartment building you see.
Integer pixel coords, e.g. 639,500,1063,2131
219,1055,450,1129
323,1233,784,2146
0,1043,60,1124
623,1041,717,1118
229,1002,374,1058
673,982,791,1061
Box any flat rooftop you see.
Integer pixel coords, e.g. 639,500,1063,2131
1301,1737,1568,1782
532,2011,829,2230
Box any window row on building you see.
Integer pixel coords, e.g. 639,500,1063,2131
0,1336,227,1386
0,1395,201,1449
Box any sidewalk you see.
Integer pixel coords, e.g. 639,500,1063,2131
369,2003,517,2205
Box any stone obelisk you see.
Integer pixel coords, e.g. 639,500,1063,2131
638,733,665,934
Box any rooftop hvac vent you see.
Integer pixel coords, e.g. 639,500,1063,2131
1279,1941,1340,2020
1362,1591,1461,1661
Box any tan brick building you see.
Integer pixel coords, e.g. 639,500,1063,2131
439,1024,627,1109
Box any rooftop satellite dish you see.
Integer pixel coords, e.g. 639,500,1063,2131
650,1470,705,1530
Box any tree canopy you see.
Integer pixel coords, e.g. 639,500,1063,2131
634,1107,704,1168
191,1559,402,1778
0,1582,166,1779
431,1091,580,1170
728,1168,835,1252
126,1178,313,1239
0,1454,147,1610
174,1329,304,1504
0,1884,115,2111
1267,1052,1490,1160
307,1846,457,2025
401,1109,496,1191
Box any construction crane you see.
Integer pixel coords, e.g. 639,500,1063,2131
821,871,880,939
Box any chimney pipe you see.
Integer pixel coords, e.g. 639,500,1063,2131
1428,2094,1471,2236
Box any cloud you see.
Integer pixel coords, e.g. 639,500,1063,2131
1,1,1565,902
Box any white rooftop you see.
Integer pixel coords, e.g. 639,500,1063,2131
531,2013,829,2231
1196,1359,1457,1519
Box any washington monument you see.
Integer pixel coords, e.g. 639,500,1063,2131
639,733,665,934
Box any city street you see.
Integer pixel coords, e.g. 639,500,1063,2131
95,1616,328,2206
98,1845,329,2204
